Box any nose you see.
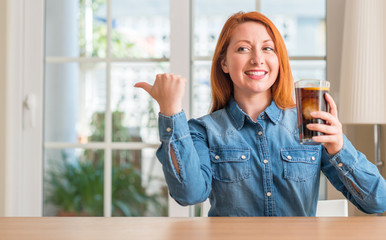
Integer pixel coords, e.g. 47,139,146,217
250,51,264,65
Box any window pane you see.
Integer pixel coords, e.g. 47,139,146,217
261,0,326,56
45,0,107,58
44,63,106,143
44,148,104,216
111,0,170,58
290,60,326,82
193,0,256,57
111,149,168,216
111,62,169,143
192,61,212,118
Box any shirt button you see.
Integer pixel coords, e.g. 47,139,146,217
166,127,172,132
338,163,343,167
215,155,220,160
263,159,268,164
266,192,272,197
261,114,265,119
311,156,316,161
241,155,246,160
287,155,292,160
258,131,263,136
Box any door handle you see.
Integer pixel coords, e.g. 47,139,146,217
23,94,37,128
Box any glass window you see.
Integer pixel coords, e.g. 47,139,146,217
290,60,326,82
111,149,168,216
261,0,326,56
111,0,170,58
193,0,255,57
44,63,106,143
192,61,212,118
45,0,107,58
111,62,168,143
44,148,105,216
44,0,170,217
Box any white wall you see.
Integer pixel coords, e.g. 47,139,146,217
326,0,345,98
0,0,7,216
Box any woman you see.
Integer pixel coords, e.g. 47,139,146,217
135,11,386,216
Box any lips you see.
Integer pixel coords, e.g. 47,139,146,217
245,70,268,79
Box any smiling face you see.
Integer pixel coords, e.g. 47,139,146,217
221,21,279,101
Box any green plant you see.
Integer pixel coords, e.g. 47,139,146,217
78,0,135,58
45,110,167,216
45,150,166,216
46,150,104,216
111,160,165,216
88,111,133,142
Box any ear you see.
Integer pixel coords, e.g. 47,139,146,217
221,58,229,73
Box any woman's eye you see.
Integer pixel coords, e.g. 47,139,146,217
264,47,274,51
237,47,249,52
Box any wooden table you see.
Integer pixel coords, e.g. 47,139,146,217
1,217,385,240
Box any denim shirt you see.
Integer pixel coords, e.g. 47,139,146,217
156,98,386,216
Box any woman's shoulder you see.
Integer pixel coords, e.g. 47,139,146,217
188,108,234,137
282,106,297,119
278,106,298,134
189,108,229,126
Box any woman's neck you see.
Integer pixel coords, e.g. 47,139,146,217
234,91,272,121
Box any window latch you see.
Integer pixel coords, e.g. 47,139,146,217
23,94,37,128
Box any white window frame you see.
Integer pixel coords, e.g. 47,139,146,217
5,0,44,216
169,0,192,217
4,0,334,217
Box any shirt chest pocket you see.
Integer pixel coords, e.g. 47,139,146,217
210,147,251,183
281,148,320,182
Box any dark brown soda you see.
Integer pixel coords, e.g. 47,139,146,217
295,87,329,143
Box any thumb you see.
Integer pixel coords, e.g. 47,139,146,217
134,82,153,95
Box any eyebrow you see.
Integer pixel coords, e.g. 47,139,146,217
234,39,274,44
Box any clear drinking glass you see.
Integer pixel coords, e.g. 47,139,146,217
295,79,330,145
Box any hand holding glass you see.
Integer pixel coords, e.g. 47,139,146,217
295,79,330,145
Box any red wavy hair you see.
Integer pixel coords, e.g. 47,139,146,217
210,11,295,113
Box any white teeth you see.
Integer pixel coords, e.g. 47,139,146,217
246,71,266,76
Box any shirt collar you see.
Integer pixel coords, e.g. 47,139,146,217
264,100,282,125
226,97,282,130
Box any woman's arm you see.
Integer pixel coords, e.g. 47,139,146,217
135,73,212,206
321,136,386,214
156,112,212,206
310,93,385,214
